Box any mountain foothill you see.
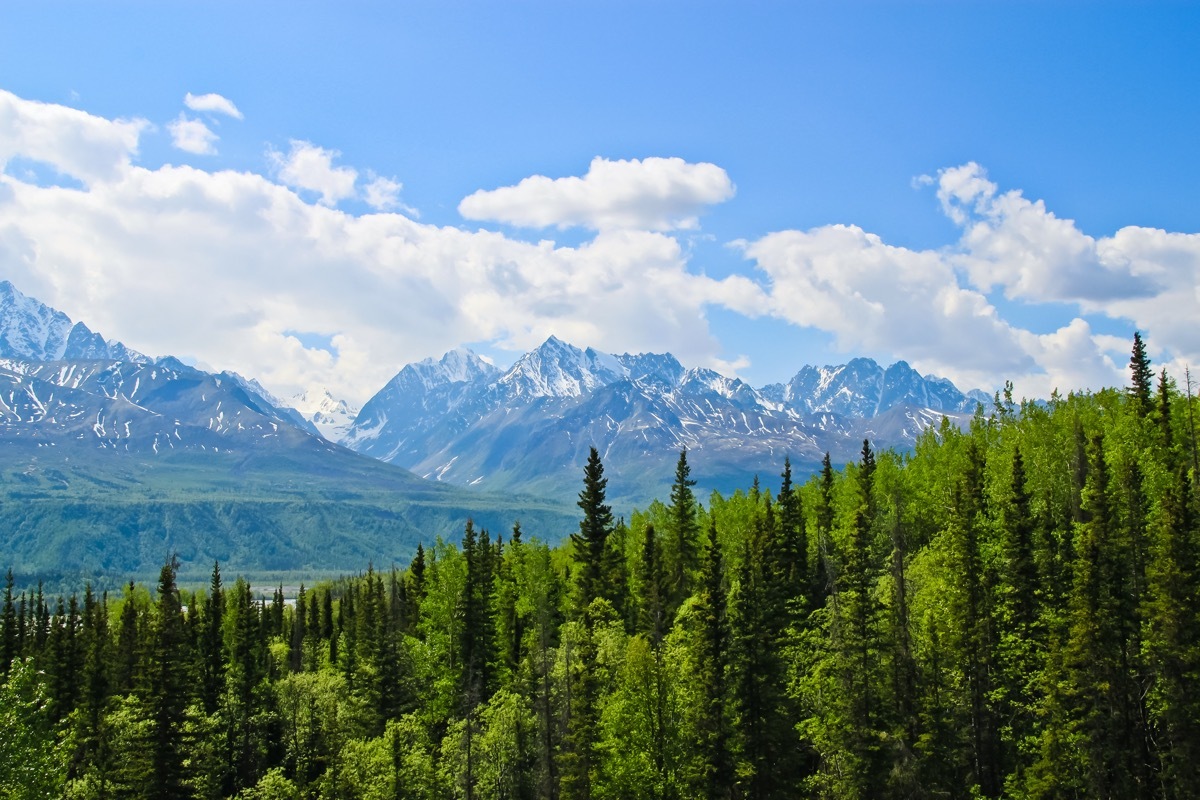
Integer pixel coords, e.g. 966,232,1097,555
0,278,985,580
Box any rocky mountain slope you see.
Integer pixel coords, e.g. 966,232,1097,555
343,336,989,508
0,282,576,580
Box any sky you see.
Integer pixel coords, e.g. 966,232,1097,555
1,2,1198,407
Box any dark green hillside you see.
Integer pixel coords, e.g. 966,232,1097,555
0,442,576,584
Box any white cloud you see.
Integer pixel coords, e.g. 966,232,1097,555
742,224,1039,393
0,90,754,404
268,140,358,207
459,156,735,232
184,92,243,120
934,163,1159,304
0,89,147,185
363,172,413,214
741,163,1200,397
4,88,1198,406
168,114,218,155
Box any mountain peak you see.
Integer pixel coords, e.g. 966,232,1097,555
499,338,627,398
0,280,147,364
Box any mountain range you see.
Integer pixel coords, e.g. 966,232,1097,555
0,281,575,582
340,335,988,508
0,279,990,579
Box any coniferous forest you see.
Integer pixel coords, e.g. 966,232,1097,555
3,339,1200,800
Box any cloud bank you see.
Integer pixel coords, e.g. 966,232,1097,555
0,90,756,403
742,162,1200,397
2,88,1198,406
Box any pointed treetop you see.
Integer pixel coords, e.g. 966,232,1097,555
1130,330,1153,414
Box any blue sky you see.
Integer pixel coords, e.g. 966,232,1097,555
1,2,1198,406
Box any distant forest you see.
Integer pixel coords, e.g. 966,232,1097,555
3,335,1200,799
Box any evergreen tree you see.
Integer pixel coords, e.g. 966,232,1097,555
146,557,191,800
73,586,111,780
223,577,270,796
561,447,615,800
1059,434,1144,798
637,524,670,646
953,438,1001,797
571,446,615,616
692,521,733,800
1,568,15,676
1142,465,1200,797
114,581,142,695
668,449,700,612
1130,331,1154,415
814,452,836,607
728,516,794,799
775,456,807,608
200,561,226,714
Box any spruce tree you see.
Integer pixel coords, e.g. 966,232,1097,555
668,449,700,612
200,561,226,714
1,568,15,676
638,524,670,647
1142,465,1200,796
1130,331,1154,416
147,558,191,800
1061,434,1143,798
813,452,836,607
693,521,733,800
114,581,141,694
562,447,615,800
775,457,807,605
572,446,615,616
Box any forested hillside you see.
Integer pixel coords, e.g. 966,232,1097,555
3,339,1199,799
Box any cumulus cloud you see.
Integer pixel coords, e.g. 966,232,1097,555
741,162,1200,397
0,89,146,184
268,140,358,207
741,224,1039,392
4,87,1198,405
0,90,755,404
458,156,735,232
935,162,1160,304
168,114,218,155
184,92,243,120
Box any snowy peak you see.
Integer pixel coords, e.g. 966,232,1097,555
0,280,147,363
772,357,975,416
290,387,361,441
614,351,686,390
678,367,761,405
342,336,985,506
394,346,500,394
497,336,629,399
0,280,75,361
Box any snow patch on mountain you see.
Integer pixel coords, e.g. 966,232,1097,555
0,280,148,364
290,387,361,441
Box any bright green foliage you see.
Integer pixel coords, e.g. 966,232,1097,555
4,342,1200,799
0,659,66,799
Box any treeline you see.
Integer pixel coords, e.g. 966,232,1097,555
3,338,1200,799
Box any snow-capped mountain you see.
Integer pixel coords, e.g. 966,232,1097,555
0,356,327,455
759,357,987,417
290,387,361,441
341,337,988,508
0,281,324,455
0,281,579,578
0,280,147,364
